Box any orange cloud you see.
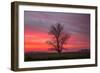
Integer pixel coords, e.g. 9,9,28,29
24,30,90,52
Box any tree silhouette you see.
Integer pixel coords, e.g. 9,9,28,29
47,23,70,53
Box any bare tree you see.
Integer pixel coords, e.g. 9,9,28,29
47,23,70,53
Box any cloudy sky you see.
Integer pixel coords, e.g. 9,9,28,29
24,11,90,52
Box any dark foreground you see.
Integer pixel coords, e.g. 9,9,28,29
24,50,90,61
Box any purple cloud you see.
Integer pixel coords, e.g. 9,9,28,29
24,11,90,37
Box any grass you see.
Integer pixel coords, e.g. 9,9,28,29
24,51,90,61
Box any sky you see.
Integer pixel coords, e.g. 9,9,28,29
24,11,90,52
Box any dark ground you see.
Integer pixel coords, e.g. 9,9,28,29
24,49,90,61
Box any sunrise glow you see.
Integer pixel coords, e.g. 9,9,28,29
24,11,90,53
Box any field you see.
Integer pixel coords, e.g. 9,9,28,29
24,49,90,61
